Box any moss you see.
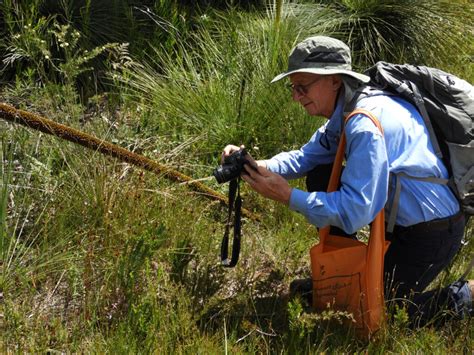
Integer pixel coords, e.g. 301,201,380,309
0,102,260,221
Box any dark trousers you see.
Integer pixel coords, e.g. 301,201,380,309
306,164,466,327
384,212,465,327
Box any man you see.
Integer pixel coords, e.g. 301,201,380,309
222,36,472,326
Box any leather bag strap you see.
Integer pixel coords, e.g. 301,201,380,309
320,109,385,245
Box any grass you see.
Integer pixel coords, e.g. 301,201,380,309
1,0,473,352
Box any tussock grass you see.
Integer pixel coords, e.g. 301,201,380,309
114,9,325,164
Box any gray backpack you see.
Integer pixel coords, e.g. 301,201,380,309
364,62,474,231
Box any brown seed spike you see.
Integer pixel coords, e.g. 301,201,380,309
0,102,260,221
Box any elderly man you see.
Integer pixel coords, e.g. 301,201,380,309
222,36,472,326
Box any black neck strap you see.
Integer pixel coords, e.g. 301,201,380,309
220,178,242,267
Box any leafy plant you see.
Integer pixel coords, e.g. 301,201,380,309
0,1,133,105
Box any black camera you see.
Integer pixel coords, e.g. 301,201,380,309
213,149,248,184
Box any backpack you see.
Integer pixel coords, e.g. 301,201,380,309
362,62,474,231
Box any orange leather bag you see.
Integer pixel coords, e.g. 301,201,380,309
310,109,389,337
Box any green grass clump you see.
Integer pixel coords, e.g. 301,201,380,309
114,9,325,164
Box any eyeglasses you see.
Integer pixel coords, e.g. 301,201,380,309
287,76,324,96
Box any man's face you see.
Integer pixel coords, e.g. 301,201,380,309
289,73,341,118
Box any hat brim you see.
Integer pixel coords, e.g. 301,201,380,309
271,68,370,84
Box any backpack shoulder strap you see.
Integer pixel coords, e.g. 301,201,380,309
406,76,443,159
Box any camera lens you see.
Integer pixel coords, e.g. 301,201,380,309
213,166,227,184
213,149,247,184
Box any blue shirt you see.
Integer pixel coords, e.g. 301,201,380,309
264,90,459,234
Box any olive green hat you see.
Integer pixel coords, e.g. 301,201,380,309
271,36,370,83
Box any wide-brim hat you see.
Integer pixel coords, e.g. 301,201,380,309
271,36,370,83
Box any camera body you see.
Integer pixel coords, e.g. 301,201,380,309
213,149,248,184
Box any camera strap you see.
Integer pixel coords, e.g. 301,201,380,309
220,178,242,267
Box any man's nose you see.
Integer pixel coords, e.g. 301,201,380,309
292,89,304,101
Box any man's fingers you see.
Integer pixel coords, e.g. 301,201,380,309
223,145,240,155
242,174,260,191
241,171,256,186
241,161,291,205
221,144,242,163
243,152,257,167
256,165,271,176
242,164,272,182
243,163,259,179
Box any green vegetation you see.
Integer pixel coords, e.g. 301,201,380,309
1,0,473,352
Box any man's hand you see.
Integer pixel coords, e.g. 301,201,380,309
221,144,267,169
241,164,292,205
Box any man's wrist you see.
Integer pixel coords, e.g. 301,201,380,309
279,186,291,205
